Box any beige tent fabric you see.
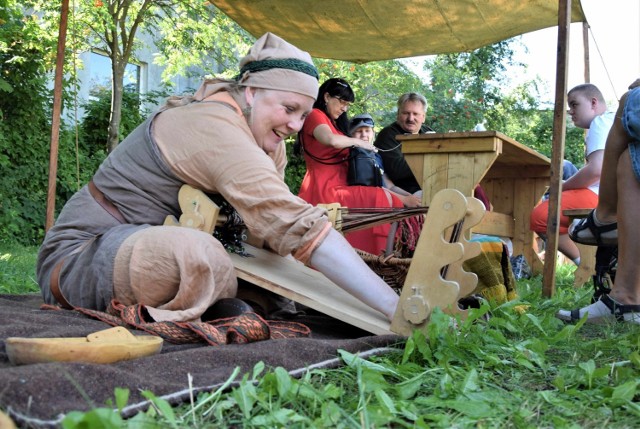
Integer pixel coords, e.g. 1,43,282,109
210,0,585,63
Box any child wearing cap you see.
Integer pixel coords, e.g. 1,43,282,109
349,113,422,208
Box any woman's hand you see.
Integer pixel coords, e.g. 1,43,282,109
353,140,377,152
399,193,422,208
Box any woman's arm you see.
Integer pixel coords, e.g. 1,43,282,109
383,175,421,207
309,228,399,321
390,190,422,207
313,123,377,151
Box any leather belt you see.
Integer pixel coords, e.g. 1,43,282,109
88,180,125,224
49,180,124,309
50,258,73,309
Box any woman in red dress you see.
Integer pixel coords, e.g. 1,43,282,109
298,78,403,255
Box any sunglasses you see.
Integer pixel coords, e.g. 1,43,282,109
351,117,375,130
355,117,374,127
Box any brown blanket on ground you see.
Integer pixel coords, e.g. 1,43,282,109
0,294,402,428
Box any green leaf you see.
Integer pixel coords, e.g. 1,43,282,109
274,366,293,397
114,387,130,413
0,78,13,93
251,361,265,380
375,389,397,414
459,368,480,393
232,379,257,419
446,399,494,418
611,380,638,402
142,390,178,427
338,349,399,376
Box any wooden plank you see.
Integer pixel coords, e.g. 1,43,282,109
229,245,393,335
405,154,424,187
391,189,471,336
400,138,497,154
399,131,550,166
483,165,551,180
473,211,515,237
564,208,592,217
448,153,477,196
543,0,572,297
513,178,539,273
473,152,499,187
420,153,450,205
483,178,514,216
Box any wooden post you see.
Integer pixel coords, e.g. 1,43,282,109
45,0,70,231
583,21,590,83
542,0,572,297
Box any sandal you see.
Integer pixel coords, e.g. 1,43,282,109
556,294,640,324
568,209,617,246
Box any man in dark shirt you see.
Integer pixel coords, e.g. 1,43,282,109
374,93,433,195
374,93,491,210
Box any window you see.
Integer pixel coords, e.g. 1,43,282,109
87,51,140,96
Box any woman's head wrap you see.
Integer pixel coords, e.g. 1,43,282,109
236,32,319,100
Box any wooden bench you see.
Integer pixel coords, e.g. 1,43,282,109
564,208,597,288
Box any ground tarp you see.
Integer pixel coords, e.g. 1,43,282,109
0,294,402,428
210,0,585,62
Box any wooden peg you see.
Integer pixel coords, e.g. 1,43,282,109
163,185,220,234
317,203,342,231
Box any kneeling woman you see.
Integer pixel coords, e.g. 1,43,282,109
297,78,403,255
37,34,399,323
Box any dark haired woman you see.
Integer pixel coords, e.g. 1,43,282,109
298,78,403,255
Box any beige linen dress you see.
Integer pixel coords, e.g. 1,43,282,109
37,84,330,322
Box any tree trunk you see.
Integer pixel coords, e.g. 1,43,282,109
107,62,126,153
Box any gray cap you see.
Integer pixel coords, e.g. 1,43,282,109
348,113,375,135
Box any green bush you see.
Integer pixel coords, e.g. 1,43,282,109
284,137,307,195
0,0,163,245
0,2,57,244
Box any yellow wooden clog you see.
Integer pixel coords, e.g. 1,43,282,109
5,327,163,365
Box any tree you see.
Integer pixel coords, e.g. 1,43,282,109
0,0,62,243
424,40,518,132
418,38,583,162
39,0,251,152
314,58,427,121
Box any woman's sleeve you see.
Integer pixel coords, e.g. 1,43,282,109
155,102,331,257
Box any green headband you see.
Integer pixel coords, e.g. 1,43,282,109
236,58,319,81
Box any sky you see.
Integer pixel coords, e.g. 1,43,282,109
403,0,639,108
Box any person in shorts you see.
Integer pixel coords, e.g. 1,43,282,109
558,79,640,324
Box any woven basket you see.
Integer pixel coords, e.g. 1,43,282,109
356,250,411,294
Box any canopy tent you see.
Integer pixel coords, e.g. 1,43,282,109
210,0,585,62
209,0,586,295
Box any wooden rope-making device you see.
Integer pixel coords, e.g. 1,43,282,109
164,185,485,336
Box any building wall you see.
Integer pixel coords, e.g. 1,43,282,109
70,31,208,119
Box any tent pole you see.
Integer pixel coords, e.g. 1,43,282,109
46,0,70,232
542,0,572,297
583,21,590,82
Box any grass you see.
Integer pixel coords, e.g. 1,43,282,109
0,241,39,294
2,242,640,428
